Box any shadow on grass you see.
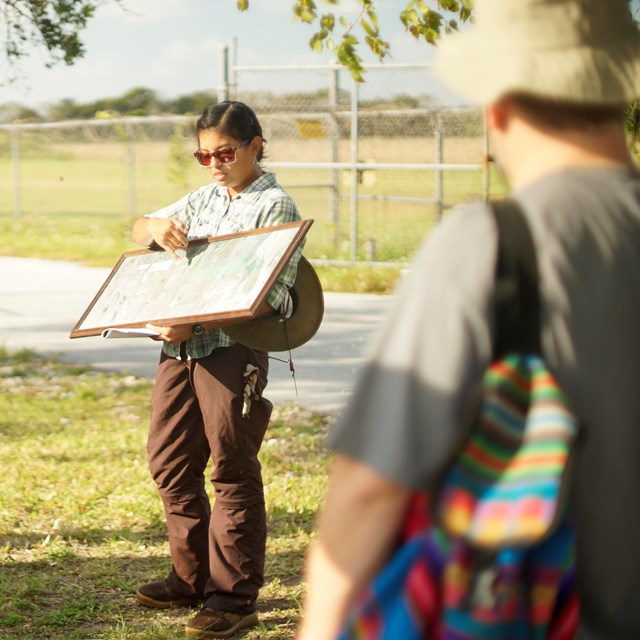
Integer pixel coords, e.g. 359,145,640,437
0,552,173,638
0,555,305,639
0,523,168,549
0,526,306,639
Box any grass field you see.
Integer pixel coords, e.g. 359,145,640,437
0,134,509,292
0,348,332,639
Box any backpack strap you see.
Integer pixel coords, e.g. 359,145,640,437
435,201,580,549
491,199,541,358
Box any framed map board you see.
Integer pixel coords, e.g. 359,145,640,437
70,219,313,339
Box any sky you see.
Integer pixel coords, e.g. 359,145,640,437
0,0,435,111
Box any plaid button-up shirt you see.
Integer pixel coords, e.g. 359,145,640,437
145,172,303,359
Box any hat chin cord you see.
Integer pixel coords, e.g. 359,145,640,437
268,315,298,398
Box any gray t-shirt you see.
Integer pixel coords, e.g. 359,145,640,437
329,165,640,639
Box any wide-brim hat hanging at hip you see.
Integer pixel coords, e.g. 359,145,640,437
225,256,324,352
435,0,640,106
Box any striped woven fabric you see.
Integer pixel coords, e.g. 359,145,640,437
440,522,578,639
438,354,579,547
338,354,580,640
339,495,579,640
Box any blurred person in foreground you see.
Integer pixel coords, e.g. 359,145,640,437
297,1,640,639
131,100,301,639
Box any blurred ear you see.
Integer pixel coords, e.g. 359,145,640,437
249,135,263,158
485,97,512,134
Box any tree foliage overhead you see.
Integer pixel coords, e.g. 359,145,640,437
237,0,473,81
0,1,474,87
1,0,118,82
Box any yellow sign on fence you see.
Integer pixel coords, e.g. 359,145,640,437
296,119,326,139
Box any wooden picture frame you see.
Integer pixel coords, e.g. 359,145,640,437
70,219,313,339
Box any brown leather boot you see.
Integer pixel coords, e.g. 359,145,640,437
185,607,259,638
136,580,205,609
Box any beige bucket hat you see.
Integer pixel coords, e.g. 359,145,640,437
435,0,640,105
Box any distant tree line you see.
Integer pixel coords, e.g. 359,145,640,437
0,87,220,124
0,87,432,124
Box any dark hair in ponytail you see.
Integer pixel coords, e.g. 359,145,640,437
196,101,266,161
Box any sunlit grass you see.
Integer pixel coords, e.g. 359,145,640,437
0,349,333,639
0,137,510,293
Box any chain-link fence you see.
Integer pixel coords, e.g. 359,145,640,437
0,62,506,266
230,61,495,264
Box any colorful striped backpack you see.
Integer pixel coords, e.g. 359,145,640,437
338,201,580,640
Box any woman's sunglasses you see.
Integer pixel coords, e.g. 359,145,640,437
193,140,250,167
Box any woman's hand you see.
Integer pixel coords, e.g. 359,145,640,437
145,218,188,260
146,323,194,345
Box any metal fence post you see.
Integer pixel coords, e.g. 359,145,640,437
349,78,359,262
435,111,444,222
229,38,237,98
10,127,22,219
329,67,341,248
125,122,137,218
218,45,229,102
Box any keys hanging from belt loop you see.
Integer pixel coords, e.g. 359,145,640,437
242,364,260,419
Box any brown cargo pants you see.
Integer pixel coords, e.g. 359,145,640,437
146,343,272,614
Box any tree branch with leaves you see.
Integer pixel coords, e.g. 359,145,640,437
237,0,473,82
0,0,122,84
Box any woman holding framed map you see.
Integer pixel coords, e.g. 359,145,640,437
131,101,303,639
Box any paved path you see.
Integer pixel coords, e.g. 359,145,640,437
0,257,392,415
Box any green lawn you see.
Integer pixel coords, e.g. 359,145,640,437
0,139,509,275
0,146,509,294
0,349,332,639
